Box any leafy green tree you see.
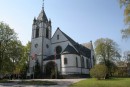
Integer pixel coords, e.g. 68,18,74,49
0,21,31,79
123,51,130,62
0,22,17,74
94,38,120,77
90,64,108,80
15,41,31,78
119,0,130,38
9,40,23,74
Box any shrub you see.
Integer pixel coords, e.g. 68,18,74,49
90,64,108,80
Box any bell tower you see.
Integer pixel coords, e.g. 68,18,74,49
29,1,52,75
32,10,52,40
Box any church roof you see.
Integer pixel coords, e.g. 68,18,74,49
43,55,61,61
59,29,91,58
82,42,92,50
62,45,78,54
37,9,48,22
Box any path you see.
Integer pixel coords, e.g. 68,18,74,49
0,79,85,87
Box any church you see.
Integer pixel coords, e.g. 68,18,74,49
28,5,95,78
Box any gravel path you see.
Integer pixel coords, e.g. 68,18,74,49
0,79,85,87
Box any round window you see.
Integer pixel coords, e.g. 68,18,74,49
46,44,49,48
55,46,62,54
35,44,38,48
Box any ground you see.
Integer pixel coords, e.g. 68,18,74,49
0,79,84,87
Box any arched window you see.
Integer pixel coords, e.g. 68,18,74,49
55,46,62,54
64,58,68,65
46,44,49,48
57,35,59,40
76,57,78,67
35,27,39,38
46,28,49,38
81,57,85,68
86,59,89,68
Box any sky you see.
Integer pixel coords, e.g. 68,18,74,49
0,0,130,53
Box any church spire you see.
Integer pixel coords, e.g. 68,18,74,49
42,0,44,10
37,0,48,22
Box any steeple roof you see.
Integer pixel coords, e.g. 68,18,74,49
37,9,48,22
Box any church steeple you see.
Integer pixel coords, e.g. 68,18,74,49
32,0,51,39
37,0,48,22
42,0,44,10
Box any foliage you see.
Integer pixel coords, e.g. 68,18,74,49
119,0,130,38
94,38,120,77
0,22,17,74
90,64,108,80
70,78,130,87
0,21,30,78
45,61,57,79
122,51,130,62
34,60,41,78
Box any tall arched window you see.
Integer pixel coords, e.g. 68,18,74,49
76,57,78,67
46,28,49,38
86,59,89,68
64,58,68,65
35,27,39,38
81,57,85,68
57,35,59,40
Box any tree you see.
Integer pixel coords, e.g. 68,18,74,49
90,64,108,80
0,21,31,79
45,61,57,79
0,22,17,74
123,51,130,62
94,38,120,77
119,0,130,38
14,41,31,79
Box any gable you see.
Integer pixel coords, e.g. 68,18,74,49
51,28,91,58
51,28,68,44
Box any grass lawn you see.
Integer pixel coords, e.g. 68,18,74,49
70,78,130,87
0,79,14,83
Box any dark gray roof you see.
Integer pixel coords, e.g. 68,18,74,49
62,45,78,54
37,9,48,23
43,55,61,61
60,29,91,58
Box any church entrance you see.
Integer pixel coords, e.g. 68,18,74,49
44,61,58,79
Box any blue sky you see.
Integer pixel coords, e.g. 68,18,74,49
0,0,130,53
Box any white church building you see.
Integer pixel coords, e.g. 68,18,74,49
28,6,95,78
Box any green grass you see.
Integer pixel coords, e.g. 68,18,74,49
0,79,14,83
70,78,130,87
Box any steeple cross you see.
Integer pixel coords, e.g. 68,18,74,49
42,0,44,9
